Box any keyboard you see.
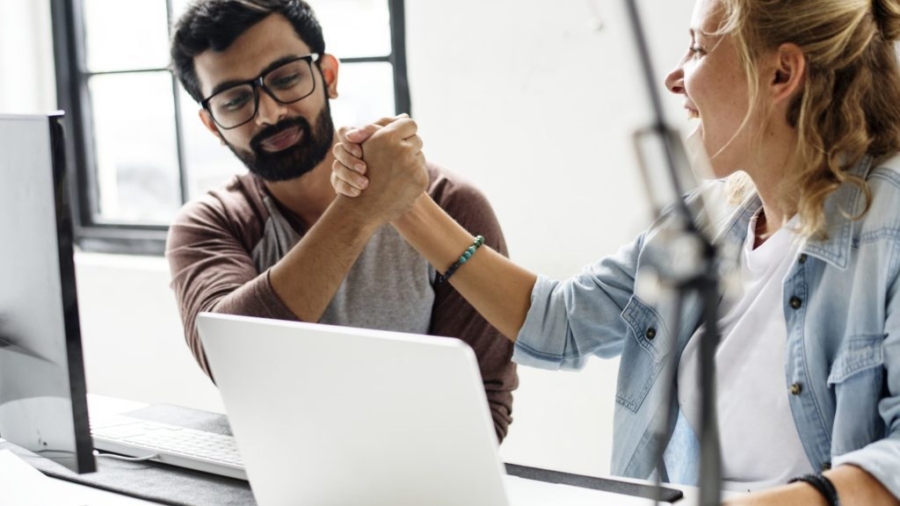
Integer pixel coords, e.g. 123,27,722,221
90,415,247,480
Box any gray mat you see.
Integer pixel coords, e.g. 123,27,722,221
7,404,255,506
10,403,683,505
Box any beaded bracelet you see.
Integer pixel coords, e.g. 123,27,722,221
437,235,485,284
789,474,840,506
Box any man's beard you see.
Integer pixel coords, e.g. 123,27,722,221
225,100,335,183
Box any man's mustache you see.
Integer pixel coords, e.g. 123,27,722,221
250,117,311,155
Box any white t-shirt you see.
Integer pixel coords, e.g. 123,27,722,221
676,212,815,492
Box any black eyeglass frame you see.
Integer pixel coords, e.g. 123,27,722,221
200,53,321,130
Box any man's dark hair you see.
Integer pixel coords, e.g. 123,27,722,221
171,0,326,103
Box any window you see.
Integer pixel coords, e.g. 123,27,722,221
51,0,410,254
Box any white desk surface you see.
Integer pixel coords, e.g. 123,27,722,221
36,395,704,506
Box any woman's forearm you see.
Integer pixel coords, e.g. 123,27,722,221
725,466,899,506
392,193,538,341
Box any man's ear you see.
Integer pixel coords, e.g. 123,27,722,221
768,43,806,106
319,53,340,100
198,108,226,145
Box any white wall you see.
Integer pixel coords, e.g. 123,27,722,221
3,0,695,478
0,0,56,112
405,0,694,475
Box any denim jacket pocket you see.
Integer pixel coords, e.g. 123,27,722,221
621,295,673,363
827,334,885,385
825,334,886,455
616,295,671,413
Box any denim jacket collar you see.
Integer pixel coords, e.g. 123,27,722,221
804,156,874,269
714,156,874,271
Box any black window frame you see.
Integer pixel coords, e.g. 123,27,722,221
51,0,411,255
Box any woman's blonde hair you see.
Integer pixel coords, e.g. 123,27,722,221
719,0,900,237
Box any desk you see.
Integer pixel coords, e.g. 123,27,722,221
48,396,159,504
44,478,161,505
34,395,705,506
47,473,700,506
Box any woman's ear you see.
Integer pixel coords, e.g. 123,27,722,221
318,54,340,100
768,43,806,105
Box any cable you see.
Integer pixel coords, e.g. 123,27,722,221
93,450,160,462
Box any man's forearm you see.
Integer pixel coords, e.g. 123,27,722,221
269,195,382,322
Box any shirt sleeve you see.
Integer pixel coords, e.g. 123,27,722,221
165,190,296,378
513,232,647,370
426,166,518,442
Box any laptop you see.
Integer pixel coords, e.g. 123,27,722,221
196,312,511,506
195,313,660,506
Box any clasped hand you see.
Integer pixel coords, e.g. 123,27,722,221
331,114,427,224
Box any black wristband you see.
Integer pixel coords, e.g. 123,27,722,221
789,473,840,506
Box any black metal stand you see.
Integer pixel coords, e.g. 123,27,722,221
622,1,723,505
680,250,723,506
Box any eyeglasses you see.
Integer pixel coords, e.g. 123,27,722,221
201,54,320,130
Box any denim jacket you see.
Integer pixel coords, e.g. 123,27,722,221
514,155,900,498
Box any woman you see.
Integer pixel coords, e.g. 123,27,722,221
331,0,900,503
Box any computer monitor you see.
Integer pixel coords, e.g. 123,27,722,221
0,113,96,474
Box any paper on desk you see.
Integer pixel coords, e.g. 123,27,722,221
505,475,657,506
0,450,86,506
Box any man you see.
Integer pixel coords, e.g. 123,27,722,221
166,0,517,439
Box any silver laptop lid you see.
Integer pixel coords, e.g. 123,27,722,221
196,313,510,506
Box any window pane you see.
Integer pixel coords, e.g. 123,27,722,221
170,0,392,59
179,89,247,200
331,63,395,127
171,0,191,22
82,0,170,72
310,0,392,59
89,73,181,224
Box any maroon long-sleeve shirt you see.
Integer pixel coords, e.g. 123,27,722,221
166,164,517,440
